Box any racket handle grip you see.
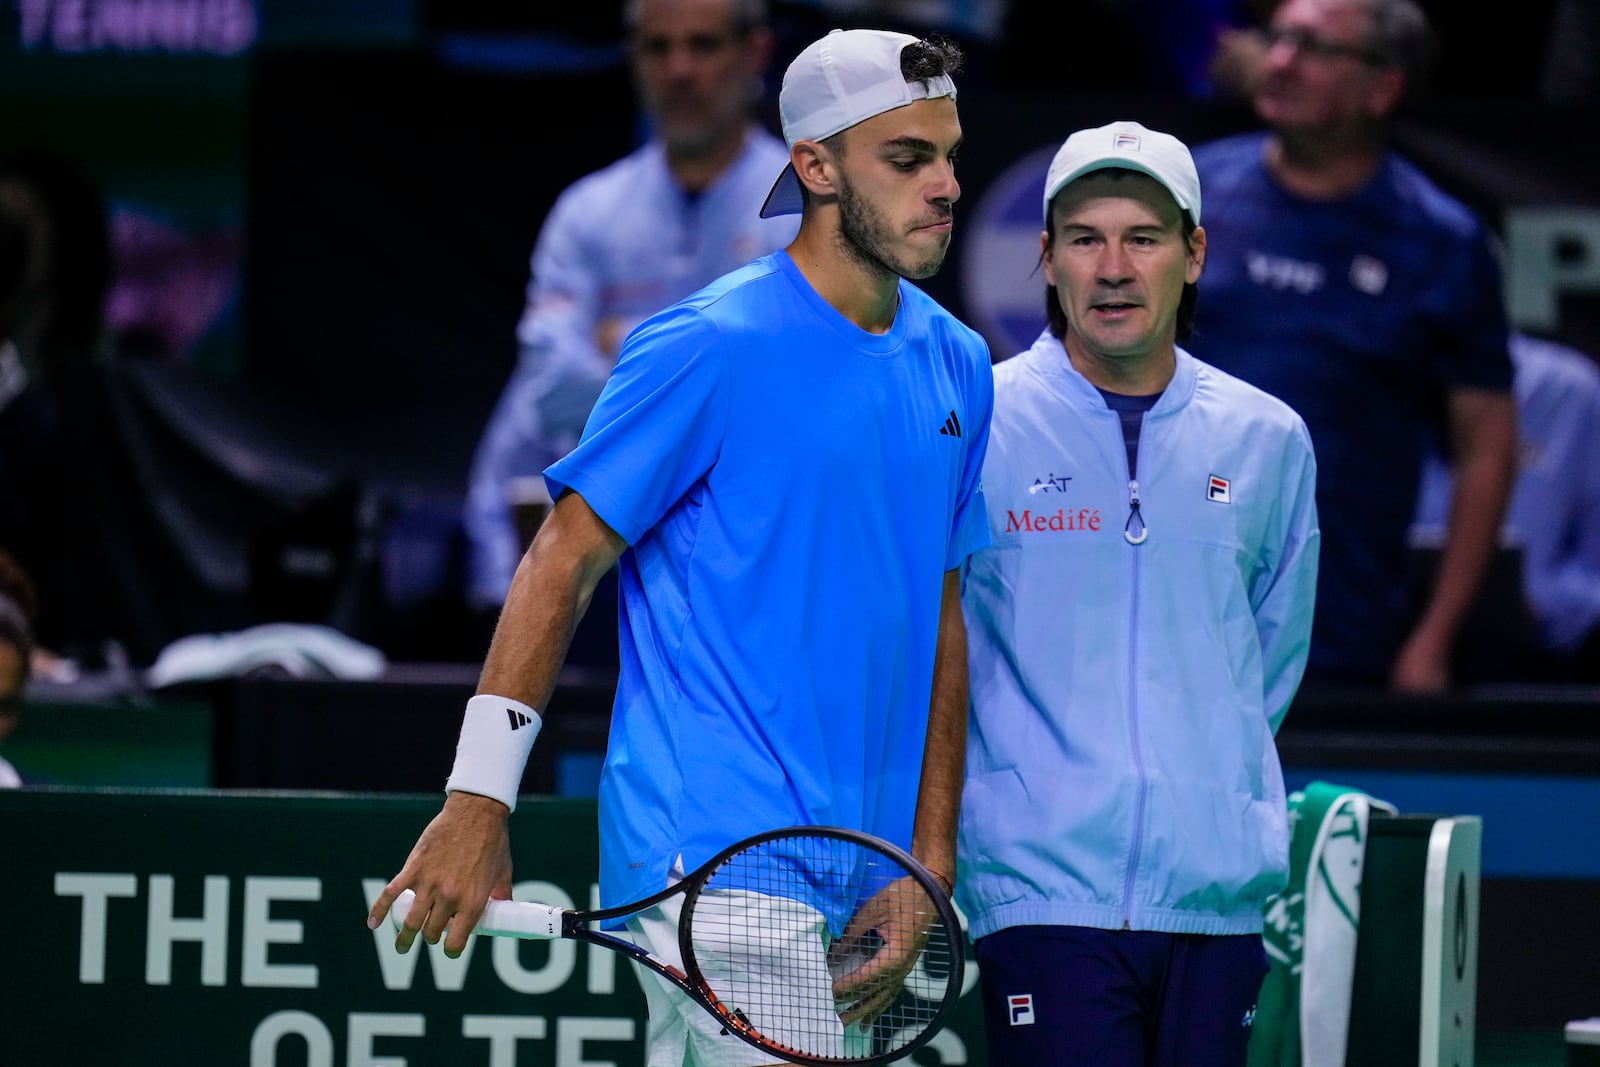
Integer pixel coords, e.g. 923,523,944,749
478,898,566,939
390,889,565,940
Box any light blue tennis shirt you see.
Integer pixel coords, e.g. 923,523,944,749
547,251,993,911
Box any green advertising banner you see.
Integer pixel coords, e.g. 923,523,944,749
2,790,986,1066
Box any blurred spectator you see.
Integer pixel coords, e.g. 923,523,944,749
1186,0,1517,693
0,548,41,788
462,0,799,621
1414,332,1600,683
1214,1,1565,103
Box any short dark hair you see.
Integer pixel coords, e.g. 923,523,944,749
1042,168,1200,344
900,34,964,83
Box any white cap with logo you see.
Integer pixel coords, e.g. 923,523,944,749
759,28,958,219
1041,120,1201,226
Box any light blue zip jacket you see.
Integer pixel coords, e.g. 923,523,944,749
957,331,1320,939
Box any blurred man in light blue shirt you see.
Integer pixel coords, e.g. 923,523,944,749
464,0,798,612
1414,332,1600,681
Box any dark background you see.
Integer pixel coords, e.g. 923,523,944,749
2,0,1597,665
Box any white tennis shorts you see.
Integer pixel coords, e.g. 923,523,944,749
625,861,870,1067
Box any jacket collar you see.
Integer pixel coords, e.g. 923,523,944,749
1020,328,1198,417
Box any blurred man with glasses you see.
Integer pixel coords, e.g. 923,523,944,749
1188,0,1516,695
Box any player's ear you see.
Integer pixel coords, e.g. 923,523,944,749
792,140,837,202
1187,224,1206,282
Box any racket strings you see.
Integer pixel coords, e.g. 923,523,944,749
685,833,959,1062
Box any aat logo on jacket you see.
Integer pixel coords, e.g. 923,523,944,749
1027,472,1072,494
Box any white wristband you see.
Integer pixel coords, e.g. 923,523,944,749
444,694,542,812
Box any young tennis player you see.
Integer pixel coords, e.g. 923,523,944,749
371,26,992,1066
956,121,1320,1066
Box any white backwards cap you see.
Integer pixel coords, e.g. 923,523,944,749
759,28,957,218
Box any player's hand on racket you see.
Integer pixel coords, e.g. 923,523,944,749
830,873,937,1027
383,826,961,1066
367,791,514,958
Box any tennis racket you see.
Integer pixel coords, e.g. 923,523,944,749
390,825,963,1066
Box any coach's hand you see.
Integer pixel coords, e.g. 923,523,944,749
367,791,514,958
830,874,933,1027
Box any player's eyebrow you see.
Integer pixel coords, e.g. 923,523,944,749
877,136,962,156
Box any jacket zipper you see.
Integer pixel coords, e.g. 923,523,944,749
1120,430,1149,929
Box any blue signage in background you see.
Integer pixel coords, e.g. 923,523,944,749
960,143,1057,363
7,0,258,55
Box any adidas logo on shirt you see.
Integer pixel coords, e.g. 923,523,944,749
938,410,962,438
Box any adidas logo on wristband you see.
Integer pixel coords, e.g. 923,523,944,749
447,694,541,811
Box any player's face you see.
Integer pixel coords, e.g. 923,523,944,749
1253,0,1399,132
1042,172,1203,372
629,0,769,157
829,98,962,282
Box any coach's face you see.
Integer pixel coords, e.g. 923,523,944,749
1043,171,1203,377
629,0,770,158
826,97,962,282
